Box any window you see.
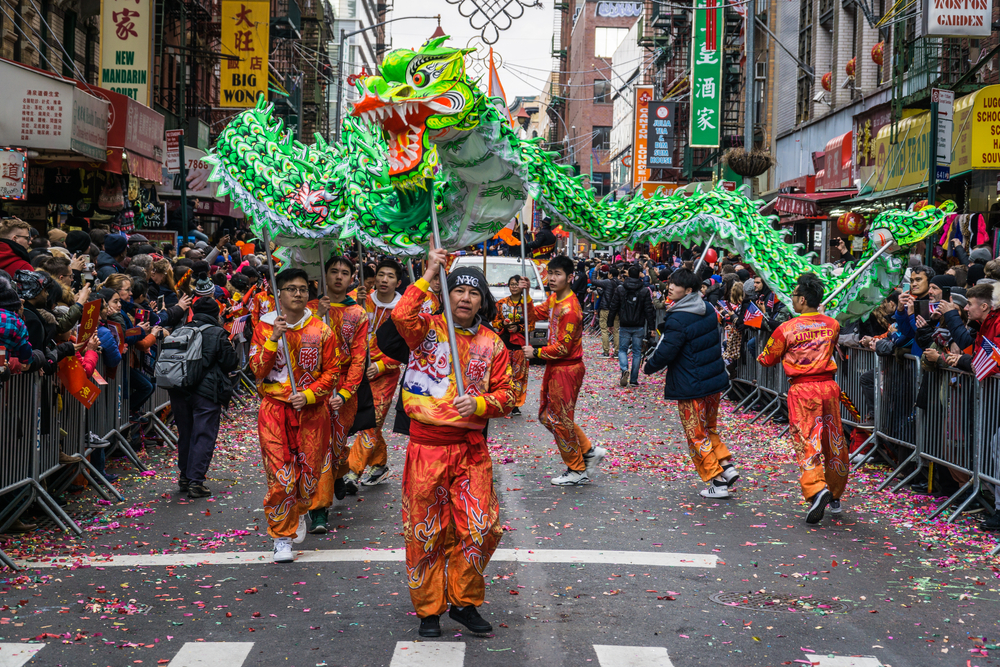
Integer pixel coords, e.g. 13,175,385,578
594,79,612,103
594,27,629,58
592,126,611,150
795,0,814,124
592,172,611,198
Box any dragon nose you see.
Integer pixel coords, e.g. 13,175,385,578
386,84,417,99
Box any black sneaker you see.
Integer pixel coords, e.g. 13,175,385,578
308,508,329,534
343,472,359,496
619,371,628,387
187,483,212,499
334,477,346,500
982,512,1000,532
449,605,493,634
178,475,190,492
419,615,441,637
805,488,832,525
511,406,521,416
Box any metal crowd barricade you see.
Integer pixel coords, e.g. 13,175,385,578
91,359,147,472
917,364,980,521
137,342,177,448
750,333,789,428
835,345,881,474
0,373,40,570
978,377,1000,555
869,353,922,492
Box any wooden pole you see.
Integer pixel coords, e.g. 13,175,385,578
426,177,465,396
261,226,298,396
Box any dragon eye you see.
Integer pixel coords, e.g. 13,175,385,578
413,72,426,86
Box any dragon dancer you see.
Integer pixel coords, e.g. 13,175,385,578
522,256,606,486
393,247,513,639
249,268,340,563
348,258,405,487
494,274,535,415
305,256,368,533
758,273,847,525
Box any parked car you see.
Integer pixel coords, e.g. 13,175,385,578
450,256,548,348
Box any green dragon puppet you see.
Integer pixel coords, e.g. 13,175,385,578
206,35,951,321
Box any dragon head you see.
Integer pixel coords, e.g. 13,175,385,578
350,36,483,189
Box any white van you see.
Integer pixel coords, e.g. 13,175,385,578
449,256,548,348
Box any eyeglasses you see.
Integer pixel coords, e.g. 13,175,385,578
280,286,310,295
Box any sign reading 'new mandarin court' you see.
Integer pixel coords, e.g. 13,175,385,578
100,0,153,105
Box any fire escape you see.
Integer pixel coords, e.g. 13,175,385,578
546,0,569,152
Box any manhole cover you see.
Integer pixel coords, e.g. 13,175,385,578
709,591,851,614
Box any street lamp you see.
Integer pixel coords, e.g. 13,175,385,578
333,15,441,143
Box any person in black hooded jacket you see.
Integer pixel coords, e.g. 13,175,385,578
167,297,239,499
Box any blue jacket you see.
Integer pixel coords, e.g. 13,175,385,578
643,294,729,400
97,324,122,368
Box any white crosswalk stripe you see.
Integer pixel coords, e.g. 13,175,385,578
389,641,466,667
806,656,883,667
0,644,44,667
594,645,674,667
165,642,254,667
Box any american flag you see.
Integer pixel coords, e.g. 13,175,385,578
230,315,249,341
766,292,776,310
744,302,764,329
973,337,1000,381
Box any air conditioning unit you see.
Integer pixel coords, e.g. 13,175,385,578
755,62,767,81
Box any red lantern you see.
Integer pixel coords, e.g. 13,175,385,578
821,72,832,92
871,41,884,66
704,248,719,264
837,212,866,235
846,57,856,77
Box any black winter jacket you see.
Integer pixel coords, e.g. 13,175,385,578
607,277,655,330
176,312,240,405
643,293,729,400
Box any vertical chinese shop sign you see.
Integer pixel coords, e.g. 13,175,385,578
100,0,153,105
632,85,654,187
689,0,724,148
221,0,270,108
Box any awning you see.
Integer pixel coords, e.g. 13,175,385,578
820,131,852,190
845,181,937,204
765,190,858,217
0,58,108,161
82,86,165,182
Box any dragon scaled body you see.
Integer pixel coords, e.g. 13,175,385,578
207,36,951,321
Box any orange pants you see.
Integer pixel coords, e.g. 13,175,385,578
258,397,329,538
677,392,731,482
510,349,529,408
539,361,591,471
312,392,359,508
787,380,849,500
348,369,400,474
402,423,502,618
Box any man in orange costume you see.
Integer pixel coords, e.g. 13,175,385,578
758,272,846,524
249,268,340,563
307,256,368,532
393,248,513,639
348,258,404,487
522,255,606,486
494,274,535,415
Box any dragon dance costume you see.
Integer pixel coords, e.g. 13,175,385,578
307,297,368,506
493,293,536,408
758,313,847,501
348,292,402,476
392,278,513,619
249,310,340,538
533,292,592,472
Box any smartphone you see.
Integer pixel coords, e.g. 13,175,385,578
915,299,931,320
941,287,951,302
157,296,165,311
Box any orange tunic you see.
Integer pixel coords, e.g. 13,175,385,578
493,293,537,346
250,290,276,328
392,279,514,430
757,312,840,382
420,289,442,314
308,297,368,401
249,309,341,404
532,291,583,362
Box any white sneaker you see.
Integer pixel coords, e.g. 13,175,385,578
273,537,294,563
551,469,590,486
721,465,740,487
293,514,307,544
699,482,731,499
583,446,607,478
829,499,842,515
362,465,390,486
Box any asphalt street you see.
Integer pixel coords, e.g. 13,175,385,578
3,337,1000,667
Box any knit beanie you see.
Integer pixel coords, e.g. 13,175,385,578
0,276,21,310
192,296,220,318
446,266,496,323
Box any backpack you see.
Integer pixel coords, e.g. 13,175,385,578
619,285,645,327
154,324,213,389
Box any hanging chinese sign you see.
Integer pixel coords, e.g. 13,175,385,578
220,0,270,108
0,148,27,200
689,0,724,148
100,0,153,106
647,102,676,168
631,85,653,187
